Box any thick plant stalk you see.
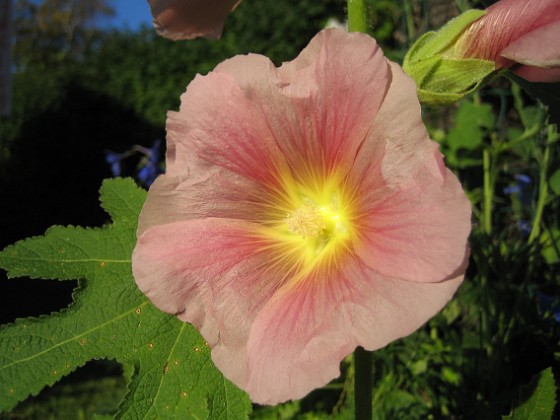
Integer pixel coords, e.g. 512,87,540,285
347,2,373,418
354,346,373,419
348,0,368,33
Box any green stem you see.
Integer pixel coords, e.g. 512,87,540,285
483,147,493,235
354,347,372,419
347,0,368,33
347,3,372,417
528,125,555,244
403,0,416,42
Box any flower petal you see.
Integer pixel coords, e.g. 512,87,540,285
136,167,267,236
353,166,471,283
240,256,464,404
457,0,560,67
343,261,464,351
166,68,289,185
213,29,390,180
350,63,471,282
501,21,560,68
147,0,241,40
513,65,560,83
132,219,286,365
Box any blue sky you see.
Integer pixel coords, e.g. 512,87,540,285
98,1,154,30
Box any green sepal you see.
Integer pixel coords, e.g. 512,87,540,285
404,9,486,65
414,56,496,105
403,9,496,105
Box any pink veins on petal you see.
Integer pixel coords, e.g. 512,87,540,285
131,28,472,405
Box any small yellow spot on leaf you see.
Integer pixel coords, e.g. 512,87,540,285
181,391,188,398
135,307,142,315
79,339,87,346
148,342,155,349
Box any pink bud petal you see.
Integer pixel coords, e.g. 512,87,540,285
513,65,560,82
147,0,241,40
458,0,560,69
502,21,560,68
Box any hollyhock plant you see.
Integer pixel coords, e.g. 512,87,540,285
132,29,471,404
451,0,560,82
147,0,241,40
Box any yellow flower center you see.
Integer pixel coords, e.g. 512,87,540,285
255,173,355,280
286,205,327,238
280,181,352,270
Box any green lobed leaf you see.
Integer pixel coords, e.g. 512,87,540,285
502,367,557,420
0,178,251,419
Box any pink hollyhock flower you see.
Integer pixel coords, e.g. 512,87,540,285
132,29,471,404
147,0,241,40
453,0,560,82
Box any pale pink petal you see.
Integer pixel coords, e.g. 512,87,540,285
147,0,241,40
352,163,471,283
351,63,436,187
501,21,560,67
349,63,471,282
513,65,560,82
241,257,463,404
132,219,287,372
213,29,390,180
458,0,560,67
136,167,268,236
166,69,289,185
342,261,464,352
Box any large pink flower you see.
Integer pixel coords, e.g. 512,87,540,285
132,29,471,404
453,0,560,82
147,0,241,40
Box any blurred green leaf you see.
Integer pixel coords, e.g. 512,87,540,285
411,360,427,375
549,170,560,195
448,101,493,150
541,227,560,264
442,367,461,385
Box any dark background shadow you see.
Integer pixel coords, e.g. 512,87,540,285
0,83,162,324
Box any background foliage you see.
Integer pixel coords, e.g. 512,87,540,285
0,0,559,418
